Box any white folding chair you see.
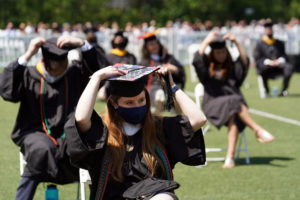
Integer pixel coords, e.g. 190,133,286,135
194,83,250,165
257,75,266,99
79,168,91,200
19,152,27,175
19,152,86,199
187,44,201,83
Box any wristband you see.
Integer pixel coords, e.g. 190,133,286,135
171,85,180,95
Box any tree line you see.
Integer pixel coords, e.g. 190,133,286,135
1,0,299,28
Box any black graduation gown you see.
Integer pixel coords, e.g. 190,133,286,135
192,52,249,131
65,111,205,200
0,47,108,183
254,39,293,78
106,52,137,65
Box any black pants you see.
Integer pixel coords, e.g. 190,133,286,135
15,177,39,200
261,63,293,94
17,132,79,199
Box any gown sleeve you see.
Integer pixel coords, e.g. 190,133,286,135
233,56,249,87
80,45,111,87
167,55,186,89
192,51,210,84
65,111,108,169
162,115,206,167
0,60,26,102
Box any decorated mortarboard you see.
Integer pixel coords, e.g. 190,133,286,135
209,35,226,49
138,30,160,42
41,37,77,61
108,64,159,97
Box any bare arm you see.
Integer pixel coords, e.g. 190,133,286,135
198,31,218,55
224,34,248,66
156,68,207,132
75,67,126,132
21,37,46,62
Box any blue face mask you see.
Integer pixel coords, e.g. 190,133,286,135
117,104,148,124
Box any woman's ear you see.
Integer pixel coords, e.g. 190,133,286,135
110,99,118,109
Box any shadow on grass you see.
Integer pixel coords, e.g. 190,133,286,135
286,93,300,98
236,156,294,167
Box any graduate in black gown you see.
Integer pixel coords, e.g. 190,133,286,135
254,20,293,97
98,31,137,100
139,32,186,115
192,32,275,168
106,31,137,65
0,35,108,200
65,64,207,199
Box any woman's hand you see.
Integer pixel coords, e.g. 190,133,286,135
90,66,127,81
56,35,85,48
156,66,175,87
223,33,237,43
204,31,218,44
23,37,46,61
162,63,179,75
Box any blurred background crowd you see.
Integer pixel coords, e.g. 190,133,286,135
2,18,300,72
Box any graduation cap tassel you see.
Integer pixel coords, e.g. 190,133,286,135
160,74,174,111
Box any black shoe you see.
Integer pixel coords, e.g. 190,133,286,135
265,93,271,98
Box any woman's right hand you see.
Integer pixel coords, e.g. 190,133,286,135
204,31,218,44
90,66,127,81
23,37,46,61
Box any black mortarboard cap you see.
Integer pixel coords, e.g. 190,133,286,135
209,35,226,49
264,20,273,27
41,37,76,61
108,64,159,97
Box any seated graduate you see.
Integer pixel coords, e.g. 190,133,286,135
65,64,207,200
98,31,137,100
0,35,108,200
139,32,186,115
106,30,137,65
254,19,293,97
192,32,275,169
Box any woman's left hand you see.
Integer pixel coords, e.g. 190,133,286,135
223,33,237,43
57,35,85,48
156,66,175,87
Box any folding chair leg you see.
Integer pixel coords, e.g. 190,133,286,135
243,131,250,164
80,182,85,200
258,75,266,99
234,131,250,164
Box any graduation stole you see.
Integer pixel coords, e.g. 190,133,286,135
262,35,275,45
146,59,155,90
39,73,68,146
95,145,173,200
110,48,127,57
209,62,227,80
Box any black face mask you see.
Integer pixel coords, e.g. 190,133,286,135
114,40,127,49
267,33,273,39
117,105,148,124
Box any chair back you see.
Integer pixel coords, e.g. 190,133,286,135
187,44,201,82
194,82,204,108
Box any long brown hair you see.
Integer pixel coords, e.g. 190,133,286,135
102,88,166,182
208,48,233,80
141,38,169,62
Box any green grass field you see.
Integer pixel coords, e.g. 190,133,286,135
0,66,299,200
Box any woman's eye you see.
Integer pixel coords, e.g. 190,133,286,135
139,98,145,103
